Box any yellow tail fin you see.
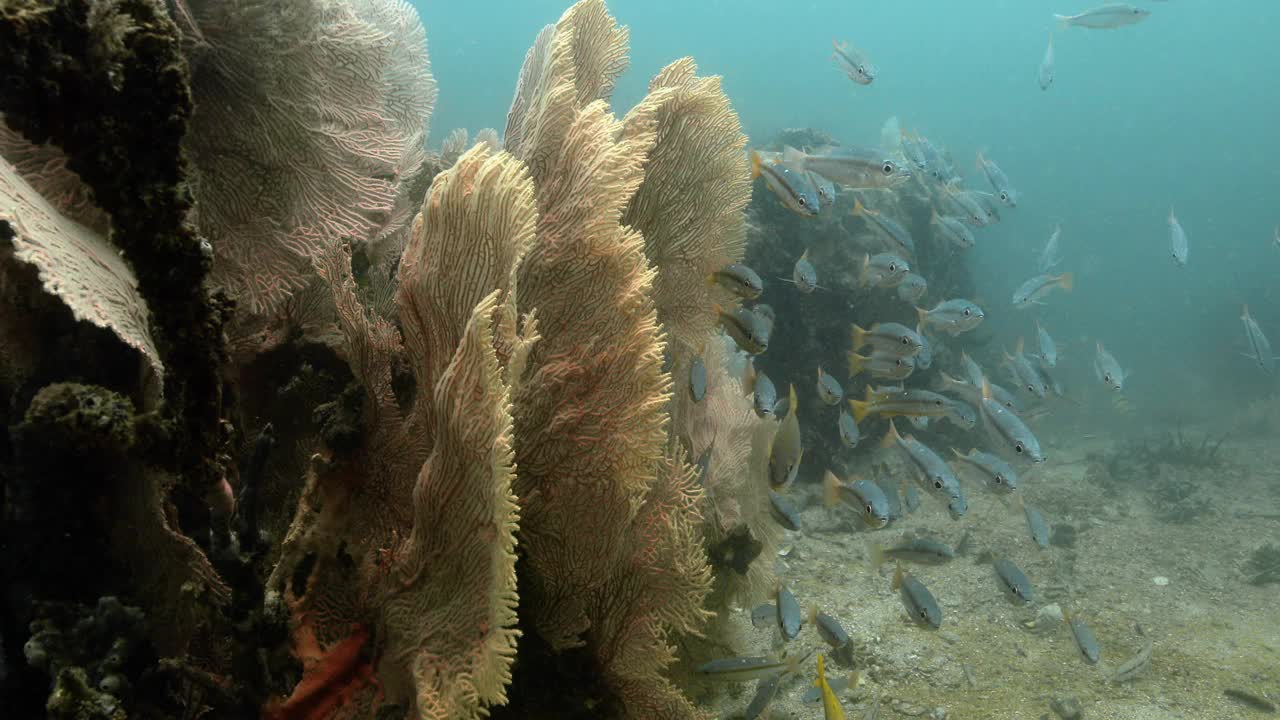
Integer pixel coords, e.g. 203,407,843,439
823,470,843,508
848,351,865,378
1058,272,1074,291
849,398,871,423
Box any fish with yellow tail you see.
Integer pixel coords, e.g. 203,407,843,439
768,384,803,488
750,149,820,216
815,654,846,720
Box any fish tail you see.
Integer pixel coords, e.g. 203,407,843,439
823,471,842,508
858,253,871,287
850,323,867,349
891,561,905,591
852,197,865,216
880,418,900,449
1053,14,1072,30
1057,272,1074,291
750,150,762,179
915,306,928,326
706,272,717,287
848,351,865,378
849,398,871,423
869,542,887,571
1243,304,1251,319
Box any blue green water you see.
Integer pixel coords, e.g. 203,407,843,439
418,0,1280,422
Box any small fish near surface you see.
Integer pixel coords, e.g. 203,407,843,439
1036,320,1058,368
892,561,943,629
1063,609,1101,665
1241,304,1276,373
823,470,891,529
717,304,770,355
1039,223,1062,272
817,365,845,405
832,37,875,85
853,198,915,258
992,557,1036,605
750,149,820,215
709,262,764,300
783,145,912,189
850,321,925,356
870,538,956,568
918,298,986,335
1168,207,1189,267
793,249,820,293
931,210,976,250
838,407,861,448
1012,272,1073,309
859,252,911,288
1055,4,1152,30
951,448,1019,493
1093,342,1127,391
1038,33,1055,90
848,350,916,381
1005,338,1050,398
901,270,931,301
976,150,1018,207
769,384,804,488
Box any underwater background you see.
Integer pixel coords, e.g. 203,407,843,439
1,1,1279,719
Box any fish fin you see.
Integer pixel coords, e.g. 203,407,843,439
712,302,723,317
1057,272,1074,291
849,398,871,423
706,273,717,287
915,306,928,325
869,542,887,571
800,248,810,262
858,254,871,287
1016,337,1025,356
1242,303,1250,319
981,377,993,402
788,383,799,415
782,145,806,168
743,358,757,395
823,470,843,508
1053,14,1072,30
750,150,762,179
880,418,901,449
851,323,867,350
848,351,865,378
891,561,905,590
852,197,866,216
975,148,986,170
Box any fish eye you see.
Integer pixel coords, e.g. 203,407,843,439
933,479,943,489
797,196,807,207
900,336,910,345
888,262,897,271
995,476,1005,485
1014,443,1025,454
963,308,971,316
1026,384,1034,393
881,162,894,174
864,504,873,514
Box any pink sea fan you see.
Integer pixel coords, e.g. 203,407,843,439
173,0,436,316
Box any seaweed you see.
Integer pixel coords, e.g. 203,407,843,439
1085,423,1229,491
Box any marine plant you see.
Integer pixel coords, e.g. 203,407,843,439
0,0,756,718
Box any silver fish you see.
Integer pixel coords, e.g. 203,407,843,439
1036,321,1058,368
696,653,806,682
1055,5,1152,30
850,321,924,356
1021,499,1051,549
1241,304,1275,373
1168,208,1188,267
1064,610,1101,665
783,145,912,189
718,304,770,354
976,150,1017,207
849,386,952,423
1005,339,1049,398
793,249,819,293
838,408,861,448
769,385,804,488
751,150,819,215
942,399,977,430
979,379,1046,463
951,448,1019,492
710,263,764,300
961,351,986,387
918,299,985,335
824,471,890,528
1012,272,1073,308
893,562,942,629
859,252,911,288
816,366,844,405
807,171,837,211
931,211,976,250
689,356,707,402
832,38,876,85
1038,33,1055,90
848,350,915,380
884,420,967,518
753,303,776,335
745,674,782,720
853,198,914,258
937,368,1022,414
811,609,851,650
768,490,803,531
1093,342,1126,391
915,329,933,370
776,584,803,641
897,273,929,303
1039,223,1062,273
752,370,778,418
993,558,1035,604
871,538,956,568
